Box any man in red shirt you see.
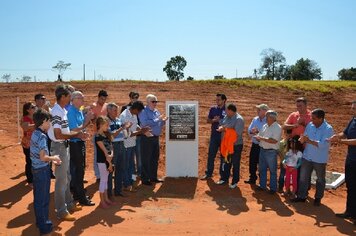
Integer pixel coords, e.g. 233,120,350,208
283,97,312,137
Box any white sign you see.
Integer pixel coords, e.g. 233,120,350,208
166,101,198,177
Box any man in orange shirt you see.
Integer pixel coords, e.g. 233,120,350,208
283,97,312,138
91,90,109,181
281,97,312,191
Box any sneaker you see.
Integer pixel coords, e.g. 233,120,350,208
200,175,212,180
68,205,82,213
216,180,226,185
314,198,321,206
58,212,76,221
229,183,237,189
335,212,352,219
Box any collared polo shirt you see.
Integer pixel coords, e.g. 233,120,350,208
259,122,282,150
67,105,84,142
138,106,165,136
30,128,49,169
248,116,267,144
220,113,244,145
48,103,70,142
120,108,138,148
285,110,312,137
303,120,334,164
208,105,226,137
344,117,356,159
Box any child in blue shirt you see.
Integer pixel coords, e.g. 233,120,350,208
30,109,61,235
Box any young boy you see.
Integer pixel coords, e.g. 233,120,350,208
30,108,61,235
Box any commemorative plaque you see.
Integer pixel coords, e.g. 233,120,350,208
168,104,196,140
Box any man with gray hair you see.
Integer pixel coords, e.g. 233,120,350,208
67,91,94,206
255,110,282,194
138,94,168,185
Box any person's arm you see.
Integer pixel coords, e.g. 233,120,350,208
21,117,35,132
283,114,297,130
53,128,86,140
39,149,61,165
96,140,113,163
234,118,244,139
340,139,356,146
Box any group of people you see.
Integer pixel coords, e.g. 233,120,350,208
201,94,356,224
21,87,355,235
21,85,167,235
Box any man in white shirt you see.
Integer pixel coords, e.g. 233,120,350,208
255,110,282,194
48,85,87,221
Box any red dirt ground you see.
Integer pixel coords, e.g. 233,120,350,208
0,81,355,236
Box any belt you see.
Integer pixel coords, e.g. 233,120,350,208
53,140,69,147
261,147,277,151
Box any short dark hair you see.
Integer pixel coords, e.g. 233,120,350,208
311,108,325,119
287,135,303,152
34,93,45,101
226,103,237,112
33,108,51,128
130,101,144,112
55,84,71,101
352,100,356,104
216,93,227,101
296,97,307,105
129,91,139,99
98,90,108,97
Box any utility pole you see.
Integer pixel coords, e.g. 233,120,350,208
83,64,86,81
94,70,96,80
236,69,238,79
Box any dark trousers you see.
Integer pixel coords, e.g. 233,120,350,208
141,136,160,182
278,162,286,189
109,141,125,196
205,134,221,177
69,141,86,202
297,158,326,199
23,147,33,183
345,157,356,218
32,165,52,235
220,144,243,184
248,143,260,182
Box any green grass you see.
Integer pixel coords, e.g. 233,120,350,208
188,79,356,93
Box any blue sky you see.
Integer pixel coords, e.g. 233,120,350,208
1,0,355,81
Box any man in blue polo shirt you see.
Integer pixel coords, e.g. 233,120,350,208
330,101,356,224
139,94,167,185
292,108,334,206
201,93,227,180
67,91,94,206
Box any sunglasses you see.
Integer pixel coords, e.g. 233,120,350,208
151,101,158,104
30,106,36,109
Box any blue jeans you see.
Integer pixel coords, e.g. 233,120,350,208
135,136,142,177
297,158,326,199
124,146,135,187
108,141,125,197
205,134,221,177
32,165,53,235
219,144,243,184
259,148,278,191
278,162,286,189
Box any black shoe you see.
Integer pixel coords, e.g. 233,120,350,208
278,186,284,193
96,178,100,183
255,186,266,191
244,179,256,184
114,192,127,197
79,199,95,206
200,175,212,180
151,178,164,183
51,173,56,179
291,197,306,203
142,181,152,186
335,212,352,219
313,198,321,206
268,190,276,195
83,179,88,184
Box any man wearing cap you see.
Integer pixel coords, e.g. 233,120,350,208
244,104,269,185
67,91,95,206
90,89,109,182
283,97,311,138
138,94,168,185
255,110,282,194
201,93,227,180
292,109,334,206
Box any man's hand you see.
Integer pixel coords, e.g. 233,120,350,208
212,115,220,123
299,135,308,144
52,155,62,166
327,134,340,143
216,126,225,132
